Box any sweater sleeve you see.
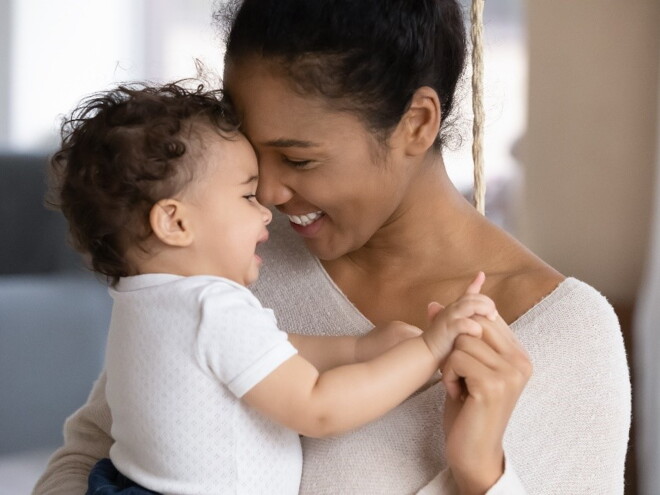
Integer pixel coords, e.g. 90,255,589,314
416,454,527,494
417,280,630,495
505,283,631,494
32,371,113,495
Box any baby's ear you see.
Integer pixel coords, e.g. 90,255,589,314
149,199,193,247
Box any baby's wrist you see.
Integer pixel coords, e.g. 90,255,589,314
420,330,443,363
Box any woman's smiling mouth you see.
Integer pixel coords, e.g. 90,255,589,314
287,211,324,227
286,211,326,238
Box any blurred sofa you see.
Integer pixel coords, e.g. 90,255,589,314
0,153,112,461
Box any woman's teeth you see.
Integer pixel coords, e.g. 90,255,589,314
288,211,323,227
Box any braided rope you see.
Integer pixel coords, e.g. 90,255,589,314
471,0,486,215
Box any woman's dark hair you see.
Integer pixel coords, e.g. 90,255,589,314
216,0,467,148
48,82,238,285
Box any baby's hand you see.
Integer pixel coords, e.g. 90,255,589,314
356,320,423,362
422,272,498,364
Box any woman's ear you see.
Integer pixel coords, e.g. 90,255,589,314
149,199,193,247
399,86,442,156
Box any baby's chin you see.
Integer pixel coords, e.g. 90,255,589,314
243,269,261,287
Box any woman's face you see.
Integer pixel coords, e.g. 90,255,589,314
224,59,416,260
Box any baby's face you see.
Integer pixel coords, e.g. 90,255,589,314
182,127,272,286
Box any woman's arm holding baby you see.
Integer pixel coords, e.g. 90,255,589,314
32,373,113,495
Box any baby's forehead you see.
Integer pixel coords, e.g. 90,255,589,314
183,125,258,183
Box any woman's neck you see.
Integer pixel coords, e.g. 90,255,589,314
336,157,488,280
321,155,565,326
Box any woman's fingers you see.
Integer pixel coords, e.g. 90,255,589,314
452,334,505,370
441,335,507,401
474,316,533,386
441,346,493,400
442,335,532,403
472,315,528,357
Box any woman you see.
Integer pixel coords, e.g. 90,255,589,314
35,0,630,493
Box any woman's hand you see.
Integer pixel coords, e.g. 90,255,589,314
441,313,533,495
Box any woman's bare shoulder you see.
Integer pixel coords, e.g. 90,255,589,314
488,264,565,324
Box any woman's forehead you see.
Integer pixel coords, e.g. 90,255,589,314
225,62,364,146
226,60,323,113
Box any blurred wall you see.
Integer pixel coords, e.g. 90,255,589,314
521,0,660,303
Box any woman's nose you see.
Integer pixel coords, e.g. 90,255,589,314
256,161,294,207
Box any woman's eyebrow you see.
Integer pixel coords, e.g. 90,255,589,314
263,138,320,148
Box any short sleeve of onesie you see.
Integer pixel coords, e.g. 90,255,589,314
195,280,298,398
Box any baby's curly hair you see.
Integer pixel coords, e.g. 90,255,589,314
48,81,239,285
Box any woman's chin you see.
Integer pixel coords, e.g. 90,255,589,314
303,235,356,262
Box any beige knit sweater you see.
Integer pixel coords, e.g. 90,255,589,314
33,213,631,494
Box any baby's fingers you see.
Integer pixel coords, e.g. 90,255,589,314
450,295,498,322
464,271,485,295
450,317,483,338
427,301,445,322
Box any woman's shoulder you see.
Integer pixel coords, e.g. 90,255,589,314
509,273,619,329
488,265,566,324
494,262,615,325
512,274,631,430
492,264,623,351
506,270,624,363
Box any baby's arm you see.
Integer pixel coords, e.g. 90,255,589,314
288,321,422,372
243,274,496,438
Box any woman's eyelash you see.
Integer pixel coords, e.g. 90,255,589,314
282,157,312,168
244,193,257,200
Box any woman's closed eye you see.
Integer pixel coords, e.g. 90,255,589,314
281,156,313,168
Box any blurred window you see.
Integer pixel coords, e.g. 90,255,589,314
446,0,527,193
1,0,223,152
2,0,526,229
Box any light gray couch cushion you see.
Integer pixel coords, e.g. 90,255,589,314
0,274,112,454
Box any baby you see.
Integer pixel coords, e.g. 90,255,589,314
49,82,497,495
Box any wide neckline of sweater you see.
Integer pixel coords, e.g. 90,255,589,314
311,254,582,331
